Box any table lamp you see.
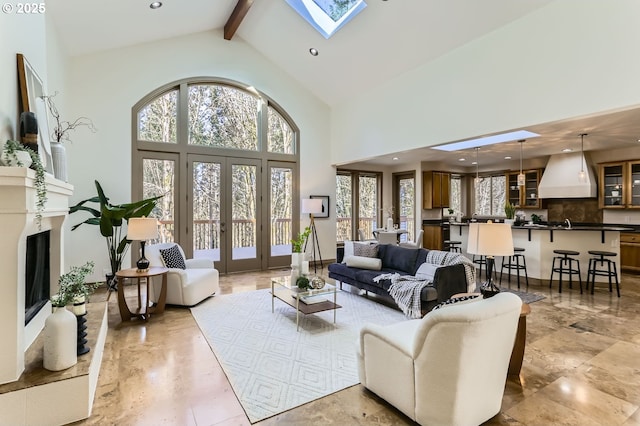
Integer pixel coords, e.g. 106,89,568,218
127,217,159,272
301,198,324,274
467,221,514,297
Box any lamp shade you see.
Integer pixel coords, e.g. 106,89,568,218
127,217,159,241
301,198,323,214
467,222,514,257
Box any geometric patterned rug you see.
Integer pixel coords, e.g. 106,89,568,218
190,288,407,423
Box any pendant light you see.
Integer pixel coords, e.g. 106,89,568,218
474,147,481,185
517,139,526,186
578,133,587,183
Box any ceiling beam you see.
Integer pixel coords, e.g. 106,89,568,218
224,0,254,40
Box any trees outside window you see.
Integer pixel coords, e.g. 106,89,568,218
336,170,381,242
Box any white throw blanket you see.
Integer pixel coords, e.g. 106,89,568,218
425,250,476,292
373,273,427,319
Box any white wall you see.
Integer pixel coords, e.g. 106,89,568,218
330,1,640,166
65,30,332,280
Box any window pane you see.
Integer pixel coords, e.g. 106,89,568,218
142,159,175,242
336,174,352,241
271,167,293,256
475,178,492,216
491,176,506,216
193,161,221,262
138,90,177,143
358,175,377,241
398,177,414,242
450,176,461,214
232,164,257,259
268,107,295,154
188,84,258,150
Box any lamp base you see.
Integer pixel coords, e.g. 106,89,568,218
136,257,150,273
480,279,501,298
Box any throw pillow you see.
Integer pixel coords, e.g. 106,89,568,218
379,244,419,273
415,262,439,282
342,241,354,263
432,294,481,311
353,242,378,258
159,244,186,269
344,255,382,270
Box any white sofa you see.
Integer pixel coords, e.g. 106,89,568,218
357,292,521,426
146,243,220,306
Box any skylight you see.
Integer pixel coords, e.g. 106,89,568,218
286,0,367,39
431,130,541,152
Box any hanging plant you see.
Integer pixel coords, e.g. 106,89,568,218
2,140,47,229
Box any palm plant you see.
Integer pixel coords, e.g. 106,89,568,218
69,180,162,290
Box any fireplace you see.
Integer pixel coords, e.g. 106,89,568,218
24,230,50,326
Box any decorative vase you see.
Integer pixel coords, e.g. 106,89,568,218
386,217,393,231
50,141,68,181
310,276,325,289
291,253,304,279
43,306,78,371
504,219,515,226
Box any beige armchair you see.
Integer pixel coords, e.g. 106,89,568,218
146,243,219,306
357,292,521,425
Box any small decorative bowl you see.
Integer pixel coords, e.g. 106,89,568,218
310,276,325,290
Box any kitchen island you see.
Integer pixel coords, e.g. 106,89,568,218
450,223,631,284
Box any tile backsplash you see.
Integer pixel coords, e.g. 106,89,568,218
545,198,602,223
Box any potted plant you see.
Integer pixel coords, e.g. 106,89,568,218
57,261,98,315
504,201,516,225
69,180,162,291
291,227,311,278
42,92,97,182
1,140,47,229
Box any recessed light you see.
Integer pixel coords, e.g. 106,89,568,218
504,156,512,160
150,1,162,9
458,158,466,162
309,48,319,56
392,157,399,161
562,148,573,152
471,161,477,165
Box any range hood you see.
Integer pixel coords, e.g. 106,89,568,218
538,152,598,198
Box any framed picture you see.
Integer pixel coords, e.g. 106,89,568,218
310,195,329,218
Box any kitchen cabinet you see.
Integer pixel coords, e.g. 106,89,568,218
423,171,450,209
598,160,640,209
620,232,640,272
505,169,541,208
422,224,443,250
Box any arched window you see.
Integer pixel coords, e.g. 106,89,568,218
132,78,299,274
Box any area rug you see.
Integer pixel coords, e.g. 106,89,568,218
498,286,546,304
190,289,406,423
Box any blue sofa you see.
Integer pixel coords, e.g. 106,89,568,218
328,244,469,314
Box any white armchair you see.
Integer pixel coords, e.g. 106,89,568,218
146,243,220,306
399,229,424,249
357,292,521,426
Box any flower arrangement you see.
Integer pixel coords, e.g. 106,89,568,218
381,205,395,218
42,92,97,144
291,226,311,253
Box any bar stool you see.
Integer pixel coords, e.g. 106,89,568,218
499,247,529,289
549,249,582,293
443,240,461,253
586,250,620,297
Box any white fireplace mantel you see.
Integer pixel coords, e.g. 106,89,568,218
0,167,73,385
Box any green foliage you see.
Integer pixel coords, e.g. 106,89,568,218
54,261,98,305
296,276,310,290
504,201,516,219
2,140,47,229
291,227,311,253
69,180,163,275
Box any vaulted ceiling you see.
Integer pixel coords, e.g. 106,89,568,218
47,0,640,168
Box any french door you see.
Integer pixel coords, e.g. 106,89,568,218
188,155,262,273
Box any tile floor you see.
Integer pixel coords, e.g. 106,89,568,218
74,269,640,425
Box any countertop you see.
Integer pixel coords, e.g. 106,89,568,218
447,222,637,232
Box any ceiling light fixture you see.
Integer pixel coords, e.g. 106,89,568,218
562,148,573,152
392,157,399,161
578,133,587,183
432,130,540,152
458,158,466,162
505,156,512,160
517,139,526,186
309,48,319,56
149,1,162,9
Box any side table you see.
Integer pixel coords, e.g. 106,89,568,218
115,267,168,321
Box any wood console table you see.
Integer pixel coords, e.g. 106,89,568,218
115,267,168,321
